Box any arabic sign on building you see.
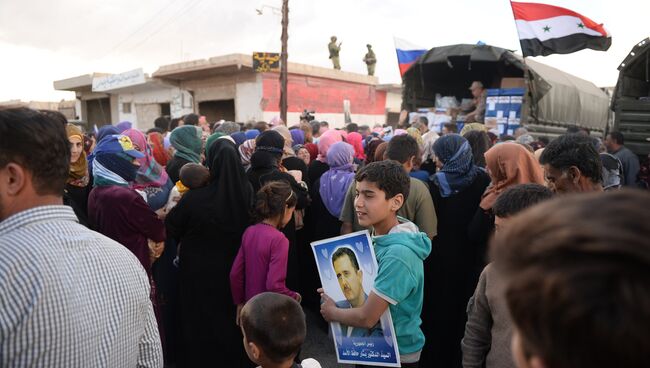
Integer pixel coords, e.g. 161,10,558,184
252,52,280,72
92,68,146,92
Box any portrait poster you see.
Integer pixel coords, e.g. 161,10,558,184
311,231,400,367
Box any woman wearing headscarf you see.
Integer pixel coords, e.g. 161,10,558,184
147,131,171,167
123,129,174,211
463,130,492,168
247,130,310,295
64,124,91,226
304,141,356,310
308,141,356,240
230,131,247,146
87,134,166,337
244,128,260,141
166,139,253,367
88,125,120,186
304,142,318,162
346,132,366,164
307,129,343,188
364,138,384,165
290,128,305,146
420,134,492,368
238,139,256,171
273,125,308,184
166,125,203,183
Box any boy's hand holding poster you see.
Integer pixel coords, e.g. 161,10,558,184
312,231,400,367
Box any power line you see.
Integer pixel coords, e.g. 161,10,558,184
118,0,206,56
100,0,183,60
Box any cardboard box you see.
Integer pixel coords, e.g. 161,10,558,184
485,89,500,118
500,78,525,88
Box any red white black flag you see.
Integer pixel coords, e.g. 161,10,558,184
510,1,611,57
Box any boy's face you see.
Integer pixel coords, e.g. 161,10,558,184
354,179,403,228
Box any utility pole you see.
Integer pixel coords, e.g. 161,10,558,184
280,0,289,124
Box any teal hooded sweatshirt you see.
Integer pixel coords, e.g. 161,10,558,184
372,219,432,355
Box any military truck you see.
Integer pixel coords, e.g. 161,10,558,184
402,43,610,138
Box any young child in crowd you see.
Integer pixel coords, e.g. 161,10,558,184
167,162,211,267
462,184,553,368
165,162,210,212
319,160,432,367
240,292,321,368
230,181,302,324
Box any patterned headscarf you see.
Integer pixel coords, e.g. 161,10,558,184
122,129,169,189
66,124,89,187
272,125,295,159
407,127,424,148
239,139,256,170
147,131,170,167
170,125,203,163
432,134,479,197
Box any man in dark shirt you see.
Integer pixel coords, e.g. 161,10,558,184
605,131,640,187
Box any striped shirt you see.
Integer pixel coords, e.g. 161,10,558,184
0,206,162,367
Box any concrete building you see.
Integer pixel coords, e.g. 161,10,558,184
54,54,397,130
0,100,78,120
153,54,388,128
53,70,193,131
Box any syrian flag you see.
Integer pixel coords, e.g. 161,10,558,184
511,1,611,57
395,37,427,76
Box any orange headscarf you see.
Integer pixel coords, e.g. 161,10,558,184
66,124,89,186
480,142,545,210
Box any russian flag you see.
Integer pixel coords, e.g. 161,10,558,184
511,2,611,57
395,37,427,76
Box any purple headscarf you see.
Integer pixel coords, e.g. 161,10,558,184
116,121,133,133
290,129,305,146
319,142,355,218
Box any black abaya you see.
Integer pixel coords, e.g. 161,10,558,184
420,170,490,368
166,140,253,367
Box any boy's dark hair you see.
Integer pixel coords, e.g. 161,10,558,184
253,181,297,223
490,190,650,368
182,113,199,126
418,116,429,126
539,134,602,183
493,184,553,218
241,292,306,364
179,163,210,189
443,123,458,133
146,127,164,135
320,121,329,128
154,116,170,132
386,134,419,164
170,118,182,131
355,160,410,201
0,107,70,196
331,247,360,271
608,131,624,145
310,121,320,136
254,121,269,132
346,123,358,133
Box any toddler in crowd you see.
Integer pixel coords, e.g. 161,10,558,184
230,181,301,324
167,162,210,266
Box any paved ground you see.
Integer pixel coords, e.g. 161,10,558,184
301,307,354,368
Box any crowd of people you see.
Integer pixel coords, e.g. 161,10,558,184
1,106,649,368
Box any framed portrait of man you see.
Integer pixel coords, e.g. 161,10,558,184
312,231,400,367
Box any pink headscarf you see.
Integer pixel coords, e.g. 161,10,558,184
317,129,344,163
122,128,170,189
394,129,408,136
346,132,366,160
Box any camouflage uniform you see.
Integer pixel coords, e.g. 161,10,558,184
329,37,341,70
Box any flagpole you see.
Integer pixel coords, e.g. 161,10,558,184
508,0,535,126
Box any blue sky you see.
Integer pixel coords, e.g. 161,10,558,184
1,0,647,101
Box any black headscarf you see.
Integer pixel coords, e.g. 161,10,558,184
206,138,253,228
250,130,285,170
